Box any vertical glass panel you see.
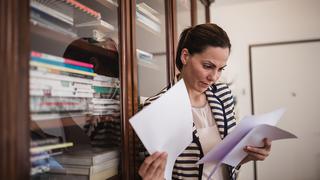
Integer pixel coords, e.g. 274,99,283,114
197,0,206,24
135,0,167,103
29,0,121,179
177,0,191,37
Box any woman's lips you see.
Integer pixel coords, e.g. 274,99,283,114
200,81,209,87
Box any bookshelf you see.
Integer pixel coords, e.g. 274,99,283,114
0,0,211,179
28,0,122,179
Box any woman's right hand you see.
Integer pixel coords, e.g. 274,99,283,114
138,152,168,180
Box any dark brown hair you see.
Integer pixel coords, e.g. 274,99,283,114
176,23,231,71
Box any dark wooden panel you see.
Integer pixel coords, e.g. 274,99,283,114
191,0,197,26
205,1,211,23
165,0,177,85
0,0,30,179
119,0,136,179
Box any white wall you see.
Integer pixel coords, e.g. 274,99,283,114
210,0,320,179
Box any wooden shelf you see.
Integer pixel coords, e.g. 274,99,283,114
31,23,77,45
31,115,119,130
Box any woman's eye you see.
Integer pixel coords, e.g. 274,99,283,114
203,64,212,69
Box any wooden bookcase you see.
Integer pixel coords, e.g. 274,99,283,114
0,0,212,179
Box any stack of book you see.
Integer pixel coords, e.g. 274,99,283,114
86,75,121,148
136,2,161,33
30,0,113,41
91,75,120,117
75,19,115,42
48,147,120,180
30,137,74,176
30,51,96,121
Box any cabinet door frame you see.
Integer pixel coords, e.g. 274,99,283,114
0,0,212,179
0,0,30,179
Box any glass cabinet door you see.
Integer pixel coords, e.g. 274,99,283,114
177,0,191,37
135,0,168,103
29,0,121,179
197,0,206,24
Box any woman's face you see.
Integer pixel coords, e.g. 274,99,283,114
181,46,229,93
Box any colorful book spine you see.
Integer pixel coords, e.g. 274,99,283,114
30,88,93,98
30,76,93,92
31,65,94,80
30,61,96,77
31,51,94,68
66,0,101,19
30,142,74,154
31,57,94,73
30,70,93,84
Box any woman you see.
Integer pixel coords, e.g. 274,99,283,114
138,23,271,180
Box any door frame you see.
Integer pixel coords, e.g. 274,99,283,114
248,38,320,180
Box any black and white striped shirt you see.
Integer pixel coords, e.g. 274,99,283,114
140,82,239,180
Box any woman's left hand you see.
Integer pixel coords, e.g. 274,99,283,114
241,138,272,165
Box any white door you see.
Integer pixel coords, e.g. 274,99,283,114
251,40,320,180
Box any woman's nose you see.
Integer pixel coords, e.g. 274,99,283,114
208,70,219,82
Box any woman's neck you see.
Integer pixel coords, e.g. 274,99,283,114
186,85,207,108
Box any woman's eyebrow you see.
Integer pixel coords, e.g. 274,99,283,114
204,61,227,68
220,65,227,69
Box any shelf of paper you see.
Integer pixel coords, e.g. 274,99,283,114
136,2,161,34
136,49,158,70
96,0,118,8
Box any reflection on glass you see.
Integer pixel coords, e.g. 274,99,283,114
135,0,167,102
177,0,191,37
29,0,121,179
197,0,206,24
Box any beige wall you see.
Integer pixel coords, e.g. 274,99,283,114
210,0,320,179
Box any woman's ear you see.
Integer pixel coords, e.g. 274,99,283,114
180,48,189,65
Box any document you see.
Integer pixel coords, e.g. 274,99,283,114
197,108,297,179
129,80,193,180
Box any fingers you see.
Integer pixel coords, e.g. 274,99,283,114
139,152,161,177
263,138,272,151
139,152,167,179
245,147,268,161
154,153,168,178
244,138,272,161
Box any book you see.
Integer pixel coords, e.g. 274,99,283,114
136,49,154,64
30,96,89,113
43,164,118,180
91,98,119,105
30,61,96,77
54,147,119,166
30,76,93,92
66,0,101,19
31,0,74,25
96,0,118,8
31,111,90,121
93,74,120,83
31,57,94,73
30,8,77,38
75,19,115,32
136,2,160,23
30,88,93,98
52,157,119,175
30,69,94,84
31,137,60,147
31,142,74,154
31,51,94,68
136,10,161,33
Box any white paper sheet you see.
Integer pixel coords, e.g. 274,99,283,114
197,108,297,178
129,80,193,180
